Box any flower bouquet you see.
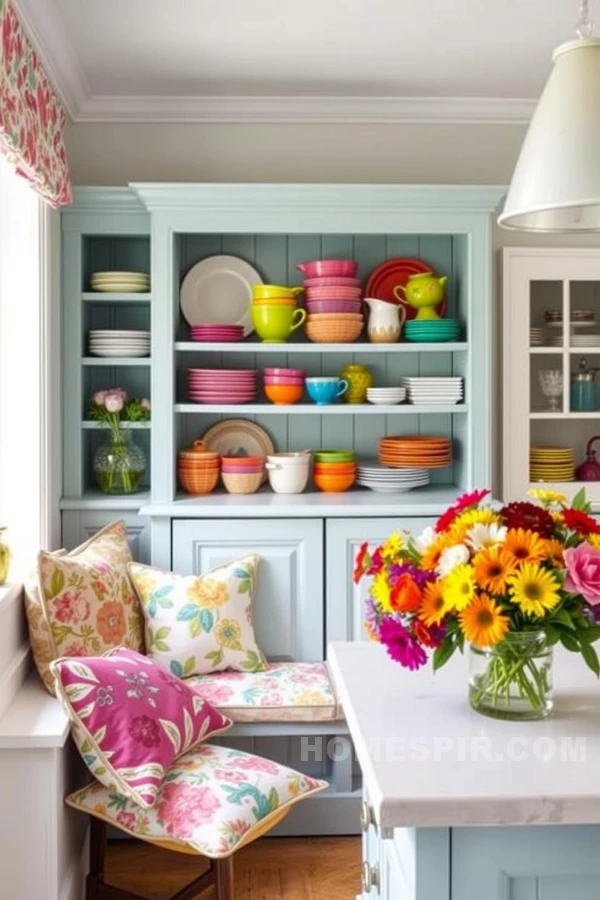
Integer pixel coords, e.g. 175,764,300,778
88,389,150,494
354,488,600,720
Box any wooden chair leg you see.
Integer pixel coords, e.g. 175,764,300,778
215,857,234,900
86,818,107,899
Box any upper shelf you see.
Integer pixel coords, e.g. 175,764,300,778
175,341,468,354
175,403,468,415
82,292,151,303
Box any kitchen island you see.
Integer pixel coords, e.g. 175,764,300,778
328,642,600,900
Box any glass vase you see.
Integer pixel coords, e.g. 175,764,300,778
468,631,554,721
93,429,146,495
0,528,10,584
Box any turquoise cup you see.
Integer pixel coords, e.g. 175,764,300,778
306,377,349,405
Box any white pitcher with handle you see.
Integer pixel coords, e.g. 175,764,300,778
365,297,406,343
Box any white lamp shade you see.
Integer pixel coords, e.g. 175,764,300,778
498,38,600,231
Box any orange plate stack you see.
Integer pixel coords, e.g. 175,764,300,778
379,436,452,469
178,442,221,494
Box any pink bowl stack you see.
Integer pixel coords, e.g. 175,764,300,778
296,260,364,343
190,324,244,342
187,368,257,404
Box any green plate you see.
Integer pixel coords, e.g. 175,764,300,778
314,450,356,462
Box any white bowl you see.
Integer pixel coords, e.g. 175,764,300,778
267,453,312,466
266,460,310,493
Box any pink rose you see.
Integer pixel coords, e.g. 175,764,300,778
231,755,279,775
116,811,136,830
141,398,151,411
54,590,90,624
564,543,600,606
259,692,283,707
93,390,107,405
213,769,246,783
157,783,221,838
129,715,160,748
104,392,124,413
194,684,234,706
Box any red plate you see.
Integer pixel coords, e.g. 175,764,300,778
365,258,447,320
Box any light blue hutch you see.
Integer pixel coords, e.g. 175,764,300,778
60,183,503,834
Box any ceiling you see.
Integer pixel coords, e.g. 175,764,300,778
13,0,588,123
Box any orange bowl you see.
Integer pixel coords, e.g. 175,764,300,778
264,383,304,405
221,455,265,467
313,472,356,493
178,468,220,495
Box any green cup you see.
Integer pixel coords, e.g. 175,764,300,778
251,303,307,343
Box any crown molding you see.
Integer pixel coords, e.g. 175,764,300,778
12,0,535,126
75,94,535,125
12,0,92,120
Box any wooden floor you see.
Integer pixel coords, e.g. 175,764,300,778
106,837,361,899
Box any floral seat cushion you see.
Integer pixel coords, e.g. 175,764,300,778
184,662,342,723
66,743,327,859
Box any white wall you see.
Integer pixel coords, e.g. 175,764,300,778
64,121,600,494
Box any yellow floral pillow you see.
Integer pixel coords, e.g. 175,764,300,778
37,521,144,670
128,556,267,677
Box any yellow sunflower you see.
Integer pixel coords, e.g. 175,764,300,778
459,593,510,648
442,563,476,611
504,528,548,565
473,546,516,595
526,488,567,507
382,531,404,559
506,563,561,617
418,580,447,626
371,572,392,612
544,538,565,568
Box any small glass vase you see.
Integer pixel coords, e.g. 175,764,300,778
468,631,554,721
93,429,146,495
0,528,10,584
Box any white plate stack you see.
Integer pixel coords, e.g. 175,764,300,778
366,386,406,405
400,377,463,406
571,334,600,347
356,461,430,493
89,330,151,357
90,271,150,293
530,328,543,346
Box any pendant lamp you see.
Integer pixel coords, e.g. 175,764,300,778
498,0,600,231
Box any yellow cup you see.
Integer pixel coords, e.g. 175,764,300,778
251,304,307,343
252,284,304,301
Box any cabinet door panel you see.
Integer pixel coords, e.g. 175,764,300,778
452,826,600,900
172,519,323,661
326,517,435,644
61,510,151,562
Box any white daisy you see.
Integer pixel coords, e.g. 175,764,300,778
437,543,470,577
465,523,507,552
414,525,437,554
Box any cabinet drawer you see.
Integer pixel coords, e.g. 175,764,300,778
172,518,324,661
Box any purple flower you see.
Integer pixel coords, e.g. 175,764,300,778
364,596,380,638
389,563,434,589
379,615,428,671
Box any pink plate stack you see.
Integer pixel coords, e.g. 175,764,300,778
190,324,244,342
187,368,257,404
296,259,365,343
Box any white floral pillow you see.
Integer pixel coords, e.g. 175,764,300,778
128,556,267,677
65,743,327,858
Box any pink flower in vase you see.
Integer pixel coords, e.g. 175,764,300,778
104,392,124,413
93,390,107,405
564,543,600,606
141,398,151,411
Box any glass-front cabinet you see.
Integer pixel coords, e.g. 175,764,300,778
503,248,600,508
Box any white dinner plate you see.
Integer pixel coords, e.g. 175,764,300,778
180,255,262,335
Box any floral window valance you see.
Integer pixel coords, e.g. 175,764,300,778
0,0,72,207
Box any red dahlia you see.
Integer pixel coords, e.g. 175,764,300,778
499,501,555,538
561,508,600,535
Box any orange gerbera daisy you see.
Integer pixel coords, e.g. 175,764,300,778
459,593,509,648
473,546,517,595
504,528,548,565
544,538,565,567
420,535,451,571
418,580,447,626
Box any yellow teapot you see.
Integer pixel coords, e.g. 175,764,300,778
393,272,447,320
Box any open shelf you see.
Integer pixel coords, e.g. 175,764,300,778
60,490,151,510
530,411,600,420
175,403,468,415
81,357,151,366
175,341,468,354
82,293,151,303
82,420,151,429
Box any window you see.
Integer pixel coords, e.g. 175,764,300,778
0,155,43,579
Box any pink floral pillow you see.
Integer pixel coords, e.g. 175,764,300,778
50,648,232,809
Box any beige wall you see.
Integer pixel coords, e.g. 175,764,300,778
65,120,600,494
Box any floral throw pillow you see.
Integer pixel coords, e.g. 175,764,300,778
128,556,267,677
65,743,327,858
51,648,232,809
38,520,144,662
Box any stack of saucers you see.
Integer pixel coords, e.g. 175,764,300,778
404,318,460,343
571,334,600,347
90,271,150,293
401,377,463,406
187,368,257,404
366,386,406,405
379,436,452,469
356,460,430,493
88,330,150,357
190,324,244,343
530,328,543,346
529,446,575,482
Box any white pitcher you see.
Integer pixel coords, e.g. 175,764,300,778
365,297,406,343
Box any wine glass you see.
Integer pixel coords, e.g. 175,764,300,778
538,369,563,411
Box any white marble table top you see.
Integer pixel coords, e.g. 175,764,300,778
328,641,600,830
